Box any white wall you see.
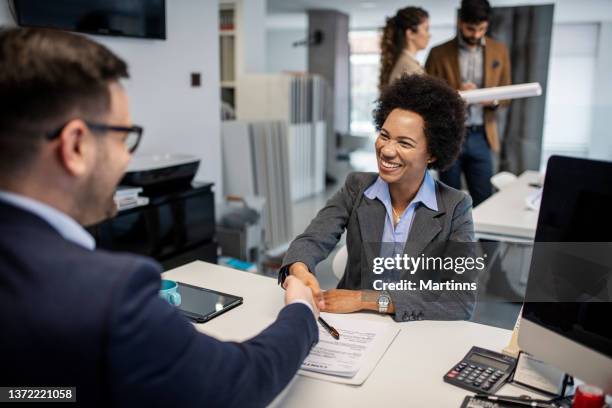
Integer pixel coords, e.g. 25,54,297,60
266,29,308,73
240,0,267,73
541,23,598,161
590,23,612,161
0,1,222,192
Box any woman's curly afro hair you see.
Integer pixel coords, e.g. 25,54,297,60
373,74,466,171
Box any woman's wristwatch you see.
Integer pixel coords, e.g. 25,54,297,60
378,291,391,313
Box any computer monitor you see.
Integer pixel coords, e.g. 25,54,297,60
518,155,612,394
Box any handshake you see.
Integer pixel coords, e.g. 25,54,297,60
283,261,326,317
283,275,320,317
283,261,367,317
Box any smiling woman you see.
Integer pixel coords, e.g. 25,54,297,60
279,74,477,323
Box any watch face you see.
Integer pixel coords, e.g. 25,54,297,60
379,295,390,306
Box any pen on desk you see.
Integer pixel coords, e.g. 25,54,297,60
318,317,340,340
475,394,557,408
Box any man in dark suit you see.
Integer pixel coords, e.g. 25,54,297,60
425,0,512,206
0,27,318,407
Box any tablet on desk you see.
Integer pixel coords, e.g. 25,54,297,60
176,282,243,323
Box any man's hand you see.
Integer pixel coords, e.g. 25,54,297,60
283,275,319,317
460,81,477,91
480,99,499,107
321,289,363,313
289,262,324,310
461,82,498,107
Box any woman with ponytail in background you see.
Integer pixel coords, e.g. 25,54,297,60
379,7,431,91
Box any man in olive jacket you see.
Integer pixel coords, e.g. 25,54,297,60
425,0,511,206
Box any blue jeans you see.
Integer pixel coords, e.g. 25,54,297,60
439,126,493,207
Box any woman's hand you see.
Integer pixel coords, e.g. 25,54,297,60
289,262,325,310
283,276,319,317
321,289,364,313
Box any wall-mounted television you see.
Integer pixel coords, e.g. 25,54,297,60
12,0,166,40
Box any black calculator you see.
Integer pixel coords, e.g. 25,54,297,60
444,346,517,394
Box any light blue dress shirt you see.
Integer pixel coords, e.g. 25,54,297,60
364,170,438,257
0,190,95,250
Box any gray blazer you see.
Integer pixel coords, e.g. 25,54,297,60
281,172,476,322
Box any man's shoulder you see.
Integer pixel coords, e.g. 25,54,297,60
61,245,162,292
485,36,509,53
428,38,458,56
0,213,161,291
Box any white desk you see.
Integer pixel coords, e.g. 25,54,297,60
164,261,540,407
473,171,541,242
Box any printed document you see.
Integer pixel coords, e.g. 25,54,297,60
299,313,400,385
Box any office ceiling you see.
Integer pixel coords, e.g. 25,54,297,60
266,0,610,30
267,0,416,15
266,0,461,29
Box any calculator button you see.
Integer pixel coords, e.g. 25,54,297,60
473,381,482,387
457,376,465,381
495,370,504,375
455,366,464,371
469,365,476,369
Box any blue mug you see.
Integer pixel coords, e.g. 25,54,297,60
159,279,181,306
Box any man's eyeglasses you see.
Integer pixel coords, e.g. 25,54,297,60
46,121,143,154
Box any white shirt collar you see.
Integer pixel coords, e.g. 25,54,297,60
0,190,96,250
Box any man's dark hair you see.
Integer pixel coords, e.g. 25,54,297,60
459,0,491,24
0,27,129,176
373,74,466,171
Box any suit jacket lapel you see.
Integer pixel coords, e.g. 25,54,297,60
405,204,443,257
357,197,386,273
450,39,462,89
484,37,493,88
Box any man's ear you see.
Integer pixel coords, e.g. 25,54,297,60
57,119,90,177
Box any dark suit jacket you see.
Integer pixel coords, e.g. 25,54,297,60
0,200,318,407
281,172,476,322
425,37,512,152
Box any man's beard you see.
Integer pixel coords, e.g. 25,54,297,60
76,167,120,227
461,32,479,46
